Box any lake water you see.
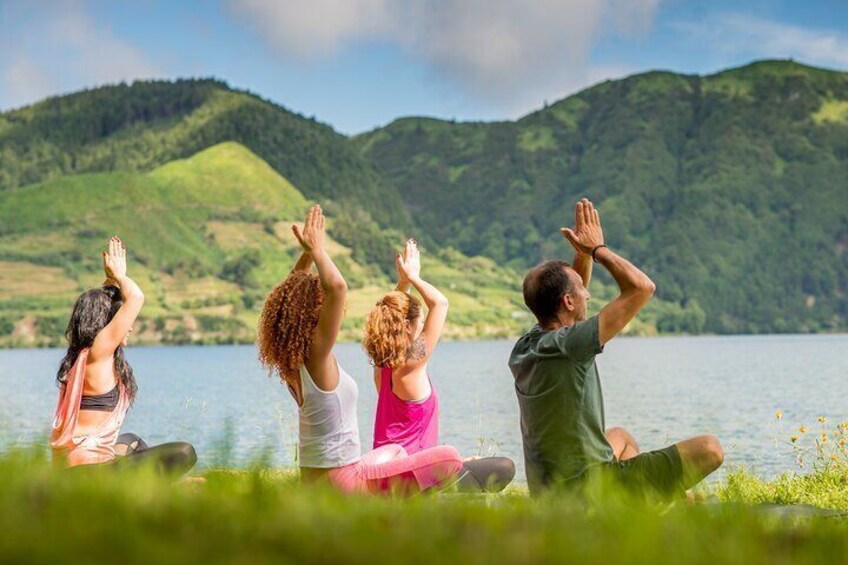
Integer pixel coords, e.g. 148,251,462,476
2,334,847,483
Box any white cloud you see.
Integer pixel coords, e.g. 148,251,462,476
231,0,392,57
672,13,848,69
228,0,660,111
0,0,161,110
3,56,56,106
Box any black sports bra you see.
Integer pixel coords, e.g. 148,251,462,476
80,385,119,411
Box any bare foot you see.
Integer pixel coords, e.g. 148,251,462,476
685,490,707,504
175,476,207,488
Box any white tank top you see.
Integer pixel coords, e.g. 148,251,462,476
296,361,362,468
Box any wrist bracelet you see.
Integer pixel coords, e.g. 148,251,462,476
591,244,608,262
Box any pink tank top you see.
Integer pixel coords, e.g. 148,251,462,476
372,366,439,454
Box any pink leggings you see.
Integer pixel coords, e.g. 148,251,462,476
326,444,463,495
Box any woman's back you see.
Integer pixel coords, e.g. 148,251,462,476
51,349,130,466
75,354,121,434
297,361,362,468
383,361,431,401
374,366,439,454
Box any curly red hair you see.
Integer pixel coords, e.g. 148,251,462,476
257,271,324,386
362,291,422,369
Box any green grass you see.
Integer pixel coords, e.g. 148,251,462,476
812,99,848,124
2,446,848,564
517,126,557,152
719,465,848,510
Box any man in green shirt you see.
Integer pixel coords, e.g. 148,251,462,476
509,198,723,497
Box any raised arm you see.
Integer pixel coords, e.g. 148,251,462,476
291,205,346,366
290,251,313,275
90,237,144,360
561,198,654,346
395,243,412,293
593,248,655,344
572,247,593,289
397,239,448,363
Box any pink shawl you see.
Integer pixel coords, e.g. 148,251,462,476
50,349,130,467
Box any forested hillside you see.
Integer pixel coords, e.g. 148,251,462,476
1,60,845,338
355,61,848,333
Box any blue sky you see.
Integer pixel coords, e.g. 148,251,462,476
1,0,847,134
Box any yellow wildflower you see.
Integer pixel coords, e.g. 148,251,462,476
799,426,808,434
790,435,799,443
818,416,827,424
821,433,828,443
840,438,847,447
775,411,783,420
830,454,839,461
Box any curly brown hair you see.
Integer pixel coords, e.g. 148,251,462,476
362,291,422,369
257,271,324,386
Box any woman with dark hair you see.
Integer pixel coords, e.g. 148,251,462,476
258,205,462,495
50,236,197,477
363,239,515,492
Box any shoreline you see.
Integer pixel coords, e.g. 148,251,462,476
3,330,847,351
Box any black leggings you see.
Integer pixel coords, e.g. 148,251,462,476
113,433,197,478
454,456,515,493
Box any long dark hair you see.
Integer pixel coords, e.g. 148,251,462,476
56,285,137,403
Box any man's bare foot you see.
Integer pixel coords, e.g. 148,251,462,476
685,490,707,504
175,476,206,488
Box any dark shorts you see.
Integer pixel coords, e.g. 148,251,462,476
605,444,685,499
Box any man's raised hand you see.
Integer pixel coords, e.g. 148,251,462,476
560,198,604,256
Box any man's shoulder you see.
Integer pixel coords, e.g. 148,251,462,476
511,317,600,358
510,325,566,367
555,316,598,335
511,324,540,348
509,326,545,373
532,316,602,361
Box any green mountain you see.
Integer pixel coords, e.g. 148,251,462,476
1,60,845,338
0,78,411,234
355,60,848,333
0,142,538,347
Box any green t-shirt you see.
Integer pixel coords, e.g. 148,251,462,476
508,315,614,494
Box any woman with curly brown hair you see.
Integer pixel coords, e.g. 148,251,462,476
364,239,515,492
258,205,462,495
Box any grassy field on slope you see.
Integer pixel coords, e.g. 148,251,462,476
0,141,694,348
0,142,540,347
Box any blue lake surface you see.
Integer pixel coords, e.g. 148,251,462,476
2,334,847,483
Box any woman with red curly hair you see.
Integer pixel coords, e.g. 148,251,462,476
363,240,515,492
258,205,462,495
